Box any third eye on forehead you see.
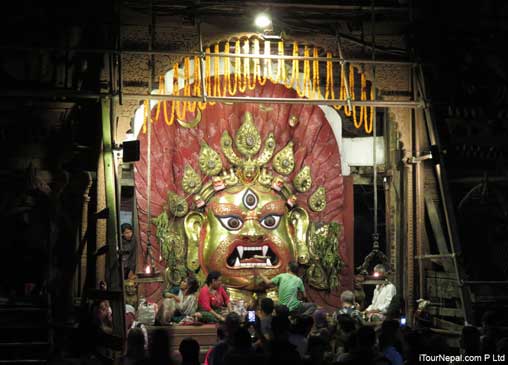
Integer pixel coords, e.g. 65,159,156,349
243,189,259,210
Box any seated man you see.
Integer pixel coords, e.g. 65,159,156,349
259,261,316,316
364,264,396,322
198,271,232,322
334,290,363,327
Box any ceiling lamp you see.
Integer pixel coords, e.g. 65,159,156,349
254,13,272,31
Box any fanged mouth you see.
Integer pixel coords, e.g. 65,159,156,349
226,243,280,269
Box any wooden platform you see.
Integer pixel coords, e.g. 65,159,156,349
146,324,218,355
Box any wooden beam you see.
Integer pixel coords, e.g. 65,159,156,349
424,195,454,273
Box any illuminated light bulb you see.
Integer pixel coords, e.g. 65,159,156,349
145,265,151,274
254,13,272,29
373,272,380,278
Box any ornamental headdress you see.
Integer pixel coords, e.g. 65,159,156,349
171,111,326,215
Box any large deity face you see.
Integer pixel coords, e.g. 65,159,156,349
185,183,309,290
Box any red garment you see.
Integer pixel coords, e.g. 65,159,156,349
198,285,230,311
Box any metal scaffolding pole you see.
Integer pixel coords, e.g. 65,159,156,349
0,89,423,107
0,45,415,65
413,65,473,324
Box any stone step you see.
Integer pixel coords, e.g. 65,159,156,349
0,307,47,327
0,361,46,365
0,327,48,343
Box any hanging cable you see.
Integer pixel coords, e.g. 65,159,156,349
371,0,379,249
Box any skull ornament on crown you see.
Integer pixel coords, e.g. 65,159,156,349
146,107,346,294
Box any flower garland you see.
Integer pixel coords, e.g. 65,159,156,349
142,37,376,134
254,39,267,86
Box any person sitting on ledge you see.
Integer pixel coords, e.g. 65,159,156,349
364,264,396,322
335,290,363,327
198,271,232,322
259,261,316,317
156,276,199,325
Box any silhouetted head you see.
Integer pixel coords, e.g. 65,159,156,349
337,314,356,333
225,312,241,337
179,337,200,364
356,326,376,350
148,328,173,363
288,261,299,274
231,327,252,350
460,326,481,354
126,328,145,359
260,297,274,316
271,315,290,339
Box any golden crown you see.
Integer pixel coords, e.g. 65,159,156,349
167,112,326,217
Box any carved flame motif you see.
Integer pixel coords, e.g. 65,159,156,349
199,142,223,176
182,164,202,194
168,191,189,217
273,142,295,176
221,132,243,166
293,166,312,193
234,112,261,158
309,186,327,212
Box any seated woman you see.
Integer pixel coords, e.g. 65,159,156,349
157,276,199,324
198,271,232,322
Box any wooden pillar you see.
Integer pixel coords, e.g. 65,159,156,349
101,98,125,340
385,110,402,289
414,106,426,301
404,109,415,323
74,173,93,297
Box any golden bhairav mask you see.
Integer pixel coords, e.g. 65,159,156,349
185,184,310,290
154,111,339,291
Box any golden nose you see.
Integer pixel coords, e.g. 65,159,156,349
241,220,263,240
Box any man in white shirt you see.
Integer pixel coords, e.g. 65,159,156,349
365,264,396,322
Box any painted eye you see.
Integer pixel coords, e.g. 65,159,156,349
218,216,244,231
260,215,281,229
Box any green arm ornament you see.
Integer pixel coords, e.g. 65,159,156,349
184,211,205,271
288,207,310,264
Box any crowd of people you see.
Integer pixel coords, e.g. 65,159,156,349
85,262,508,365
116,301,508,365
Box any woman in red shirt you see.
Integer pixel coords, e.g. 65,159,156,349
198,271,232,322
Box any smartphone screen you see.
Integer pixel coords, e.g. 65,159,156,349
400,316,406,326
248,310,256,323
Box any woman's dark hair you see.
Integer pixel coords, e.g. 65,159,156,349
205,271,221,285
121,223,133,233
186,277,199,295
